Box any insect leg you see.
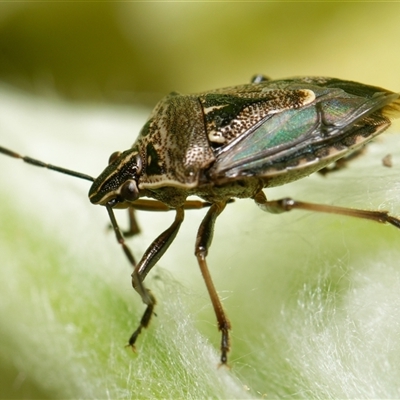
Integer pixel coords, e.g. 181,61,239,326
253,191,400,228
129,206,184,347
107,205,185,349
195,201,231,365
131,198,214,211
122,199,212,238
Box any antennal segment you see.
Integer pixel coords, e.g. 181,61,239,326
0,145,95,182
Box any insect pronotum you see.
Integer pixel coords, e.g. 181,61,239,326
2,76,400,365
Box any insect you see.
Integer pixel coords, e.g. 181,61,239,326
2,75,400,365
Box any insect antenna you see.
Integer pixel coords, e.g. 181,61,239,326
0,145,95,182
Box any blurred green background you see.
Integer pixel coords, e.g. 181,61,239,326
1,2,400,103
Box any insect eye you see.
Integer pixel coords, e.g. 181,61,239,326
120,180,139,202
108,151,121,165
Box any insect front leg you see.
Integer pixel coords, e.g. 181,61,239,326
132,198,215,211
107,205,185,350
253,191,400,228
194,201,231,365
122,199,212,238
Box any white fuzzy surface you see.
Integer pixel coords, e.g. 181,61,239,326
1,85,400,399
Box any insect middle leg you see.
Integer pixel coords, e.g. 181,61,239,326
253,191,400,228
195,201,231,365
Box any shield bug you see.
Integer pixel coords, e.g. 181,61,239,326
1,76,400,365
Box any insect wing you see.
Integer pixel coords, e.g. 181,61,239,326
208,82,400,183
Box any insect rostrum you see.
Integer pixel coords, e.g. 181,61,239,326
2,76,400,365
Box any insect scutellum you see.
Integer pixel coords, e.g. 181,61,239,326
2,75,400,365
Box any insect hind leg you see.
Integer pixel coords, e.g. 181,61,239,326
253,191,400,229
